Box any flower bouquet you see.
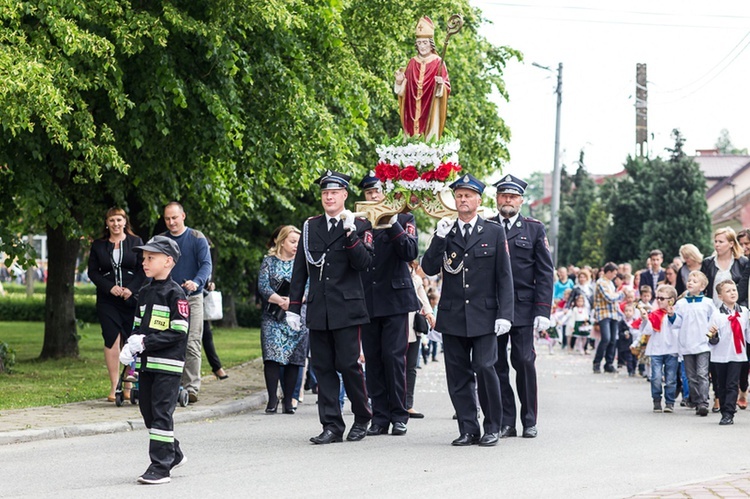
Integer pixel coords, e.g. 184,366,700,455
372,133,463,217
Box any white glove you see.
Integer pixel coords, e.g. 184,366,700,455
340,210,356,234
388,214,398,226
435,217,453,238
533,316,551,333
286,311,301,330
127,334,145,354
495,319,512,336
119,344,135,365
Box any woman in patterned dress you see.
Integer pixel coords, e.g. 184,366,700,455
258,225,308,414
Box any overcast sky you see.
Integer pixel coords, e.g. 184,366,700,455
469,0,750,177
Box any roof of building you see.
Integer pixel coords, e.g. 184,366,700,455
693,155,750,179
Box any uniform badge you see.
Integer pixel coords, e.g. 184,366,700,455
326,169,332,176
177,299,190,318
406,222,416,236
504,175,511,181
544,237,550,251
364,230,374,246
462,175,470,183
516,221,522,227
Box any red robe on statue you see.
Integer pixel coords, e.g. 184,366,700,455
396,54,450,140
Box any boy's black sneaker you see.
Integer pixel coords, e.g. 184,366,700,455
171,454,188,472
719,415,734,425
137,472,171,484
653,400,662,412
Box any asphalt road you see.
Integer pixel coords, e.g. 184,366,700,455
2,347,750,498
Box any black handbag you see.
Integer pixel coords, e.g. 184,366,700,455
265,279,290,322
413,313,429,333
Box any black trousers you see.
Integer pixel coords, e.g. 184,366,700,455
714,361,742,417
361,314,409,426
138,371,183,477
495,325,538,429
444,333,502,436
309,326,371,436
202,320,223,373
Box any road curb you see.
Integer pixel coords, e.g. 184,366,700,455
0,392,266,446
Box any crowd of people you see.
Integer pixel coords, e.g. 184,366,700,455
547,227,750,426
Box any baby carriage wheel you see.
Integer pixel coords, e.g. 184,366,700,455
178,388,189,407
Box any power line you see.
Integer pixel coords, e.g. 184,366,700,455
650,31,750,94
472,1,750,29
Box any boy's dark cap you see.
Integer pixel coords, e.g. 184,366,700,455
133,235,181,263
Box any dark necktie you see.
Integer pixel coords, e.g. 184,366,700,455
329,218,337,234
463,223,471,241
503,219,510,232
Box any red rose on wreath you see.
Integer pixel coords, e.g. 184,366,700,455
434,163,453,181
421,170,436,181
375,162,400,181
399,165,419,181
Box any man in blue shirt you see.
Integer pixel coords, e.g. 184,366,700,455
162,202,212,403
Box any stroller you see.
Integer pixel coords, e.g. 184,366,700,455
114,363,139,407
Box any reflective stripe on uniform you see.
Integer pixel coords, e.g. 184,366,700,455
171,319,189,333
144,356,185,373
150,428,174,443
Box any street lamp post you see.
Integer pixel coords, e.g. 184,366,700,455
532,62,563,267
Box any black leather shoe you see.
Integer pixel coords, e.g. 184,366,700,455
366,424,388,436
391,421,407,436
522,426,538,438
346,423,368,441
499,425,517,438
310,429,342,444
478,433,499,446
451,433,480,446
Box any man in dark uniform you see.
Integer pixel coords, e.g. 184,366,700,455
287,171,374,445
358,172,420,437
421,173,514,447
490,174,554,439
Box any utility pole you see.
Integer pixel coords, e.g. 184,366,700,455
635,63,647,157
533,61,563,266
551,62,562,267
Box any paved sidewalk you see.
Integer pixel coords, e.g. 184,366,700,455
630,472,750,498
0,358,268,445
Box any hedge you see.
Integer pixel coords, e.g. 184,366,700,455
0,293,261,328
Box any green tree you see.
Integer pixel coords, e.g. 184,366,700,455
0,1,520,357
579,200,609,267
602,156,650,265
639,129,712,259
716,128,748,155
557,153,596,266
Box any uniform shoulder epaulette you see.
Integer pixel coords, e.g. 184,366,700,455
525,217,543,224
308,214,323,220
485,218,500,226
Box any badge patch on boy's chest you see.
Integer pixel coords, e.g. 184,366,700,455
149,314,169,331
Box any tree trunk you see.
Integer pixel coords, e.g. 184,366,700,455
40,224,80,359
222,294,238,328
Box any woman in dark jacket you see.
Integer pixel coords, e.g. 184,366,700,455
88,207,146,401
700,227,747,305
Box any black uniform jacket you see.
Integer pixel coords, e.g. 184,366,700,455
289,214,374,331
88,234,146,306
490,214,554,326
421,217,514,337
363,213,420,318
134,277,189,376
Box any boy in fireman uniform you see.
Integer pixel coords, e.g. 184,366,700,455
120,235,189,484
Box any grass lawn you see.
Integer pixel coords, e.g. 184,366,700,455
0,322,261,410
